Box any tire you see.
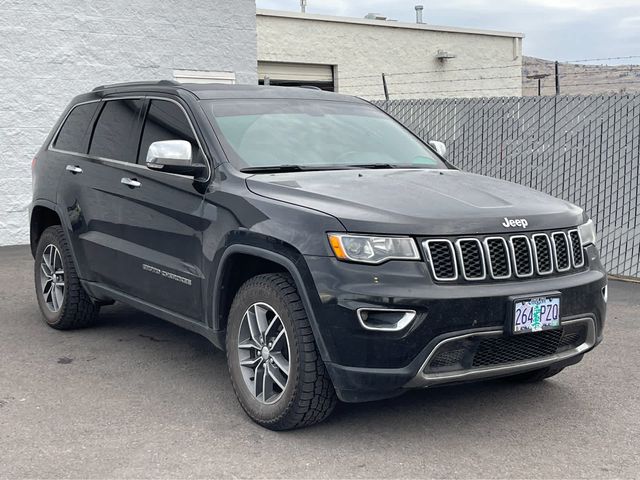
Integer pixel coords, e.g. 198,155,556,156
505,365,565,383
226,273,337,430
34,225,99,330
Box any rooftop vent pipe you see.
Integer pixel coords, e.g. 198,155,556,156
415,5,424,23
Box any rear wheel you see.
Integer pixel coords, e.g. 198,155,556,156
506,365,565,383
34,226,99,329
226,273,337,430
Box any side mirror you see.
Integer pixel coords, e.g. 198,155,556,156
146,140,206,178
429,140,447,157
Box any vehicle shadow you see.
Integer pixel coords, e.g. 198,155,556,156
92,303,576,438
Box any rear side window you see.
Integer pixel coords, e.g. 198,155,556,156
137,99,202,164
89,99,144,162
53,102,100,153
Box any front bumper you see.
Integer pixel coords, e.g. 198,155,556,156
304,245,606,402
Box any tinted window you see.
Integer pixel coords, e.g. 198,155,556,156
138,100,201,164
53,102,100,153
206,100,445,170
89,99,144,162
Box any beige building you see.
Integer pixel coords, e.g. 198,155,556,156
257,9,524,99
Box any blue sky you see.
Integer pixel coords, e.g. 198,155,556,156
255,0,640,64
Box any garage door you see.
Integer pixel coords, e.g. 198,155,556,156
258,62,334,91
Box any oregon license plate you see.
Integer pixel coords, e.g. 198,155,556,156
513,296,561,334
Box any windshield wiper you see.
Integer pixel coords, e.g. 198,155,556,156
343,163,397,169
240,165,357,173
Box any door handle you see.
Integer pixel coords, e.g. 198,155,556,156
65,165,83,174
121,177,141,188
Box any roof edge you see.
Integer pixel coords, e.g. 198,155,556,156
256,9,525,39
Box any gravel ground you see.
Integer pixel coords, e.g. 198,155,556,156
1,244,638,479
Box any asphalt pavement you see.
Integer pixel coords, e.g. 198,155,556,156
1,245,638,479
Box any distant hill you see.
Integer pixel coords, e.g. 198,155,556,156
523,56,640,96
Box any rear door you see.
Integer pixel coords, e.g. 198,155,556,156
111,97,207,321
55,98,145,286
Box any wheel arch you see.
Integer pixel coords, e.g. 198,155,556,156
30,201,64,258
212,243,331,361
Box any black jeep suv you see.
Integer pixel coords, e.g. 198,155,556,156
31,82,606,430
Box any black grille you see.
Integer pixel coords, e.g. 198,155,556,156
558,332,580,348
426,241,456,280
424,229,586,283
511,237,533,276
486,238,510,278
472,330,563,367
458,239,485,279
533,234,553,274
553,233,571,270
569,230,584,267
429,348,466,369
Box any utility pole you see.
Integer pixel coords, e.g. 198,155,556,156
382,73,389,100
300,0,307,13
555,61,561,95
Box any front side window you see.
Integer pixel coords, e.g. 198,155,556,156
205,99,445,170
137,100,201,164
89,99,144,162
53,102,100,154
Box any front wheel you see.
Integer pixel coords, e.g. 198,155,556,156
226,273,337,430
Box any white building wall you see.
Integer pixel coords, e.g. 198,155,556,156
257,10,523,100
0,0,258,246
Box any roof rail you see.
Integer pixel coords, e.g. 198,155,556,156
297,85,323,91
92,80,181,92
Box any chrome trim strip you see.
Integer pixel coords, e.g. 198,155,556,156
551,231,571,272
568,229,585,268
455,238,487,281
509,235,534,278
531,233,554,276
49,96,212,182
356,308,417,332
406,317,596,388
483,236,512,280
423,239,459,282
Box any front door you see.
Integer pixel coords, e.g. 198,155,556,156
111,98,207,321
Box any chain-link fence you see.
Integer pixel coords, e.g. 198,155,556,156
375,95,640,278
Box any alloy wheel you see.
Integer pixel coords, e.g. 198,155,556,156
40,244,65,312
237,302,291,404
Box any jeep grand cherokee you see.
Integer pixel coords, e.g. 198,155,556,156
30,82,606,430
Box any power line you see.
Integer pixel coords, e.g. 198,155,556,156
340,67,640,89
382,79,640,98
562,55,640,64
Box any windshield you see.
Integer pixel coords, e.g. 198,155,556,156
205,99,447,171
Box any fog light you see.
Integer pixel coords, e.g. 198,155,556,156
357,308,416,332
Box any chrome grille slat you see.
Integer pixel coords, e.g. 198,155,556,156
568,229,585,268
456,238,486,281
424,239,458,282
532,233,554,275
423,229,585,283
484,237,511,279
509,235,534,278
552,232,571,272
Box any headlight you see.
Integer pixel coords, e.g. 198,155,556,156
578,219,597,246
328,233,420,264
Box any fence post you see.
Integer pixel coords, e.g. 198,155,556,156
382,73,390,101
555,61,560,95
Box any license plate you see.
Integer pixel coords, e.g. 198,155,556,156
513,296,561,334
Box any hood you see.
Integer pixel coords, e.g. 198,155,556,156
246,169,585,235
